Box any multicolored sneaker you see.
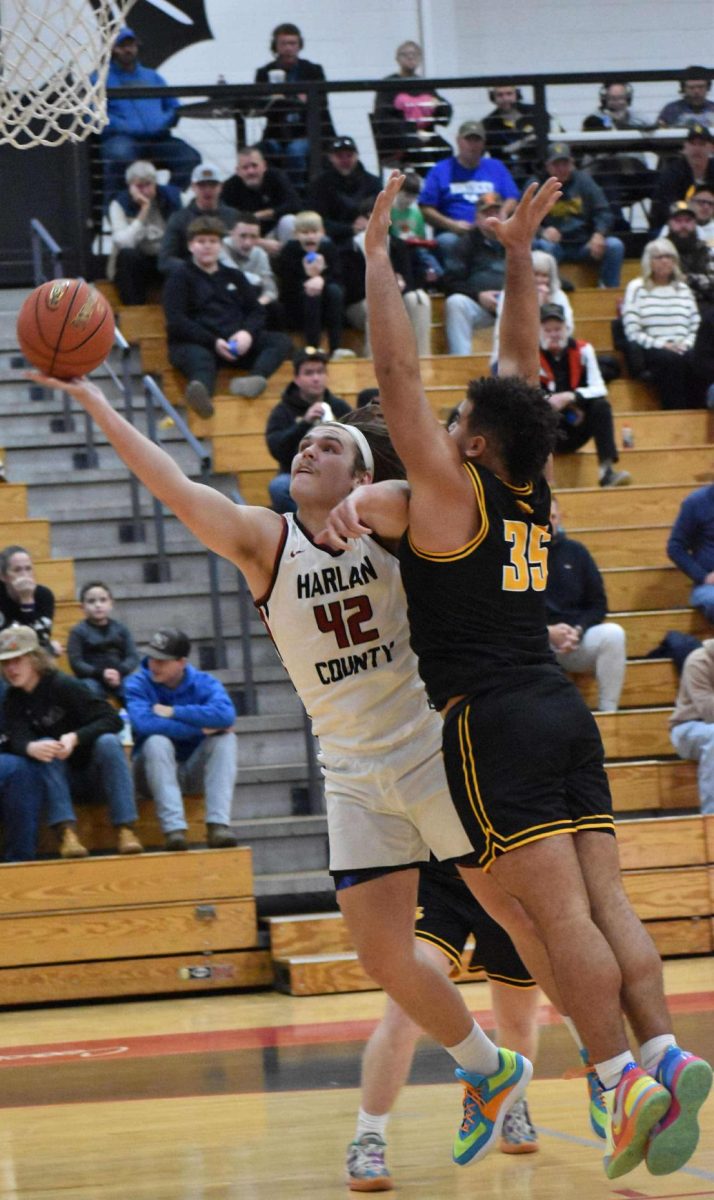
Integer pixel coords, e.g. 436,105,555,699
453,1048,533,1166
579,1048,608,1140
346,1133,393,1192
603,1063,671,1180
645,1047,713,1176
499,1096,539,1154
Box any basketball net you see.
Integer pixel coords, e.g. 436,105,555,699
0,0,136,147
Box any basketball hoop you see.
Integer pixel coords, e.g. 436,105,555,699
0,0,136,148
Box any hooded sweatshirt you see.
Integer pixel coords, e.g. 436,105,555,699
265,382,351,472
124,658,236,761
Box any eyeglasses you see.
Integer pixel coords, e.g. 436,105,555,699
651,253,675,260
693,198,714,206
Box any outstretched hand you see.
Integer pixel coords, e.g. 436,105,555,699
315,491,374,551
364,171,406,256
25,370,103,407
483,178,562,250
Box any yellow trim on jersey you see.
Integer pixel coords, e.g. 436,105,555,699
406,461,489,563
468,965,537,987
415,929,462,971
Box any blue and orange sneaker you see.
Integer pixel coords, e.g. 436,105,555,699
453,1048,533,1166
603,1062,671,1180
579,1048,608,1140
646,1047,713,1175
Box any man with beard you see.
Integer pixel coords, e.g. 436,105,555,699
664,201,714,309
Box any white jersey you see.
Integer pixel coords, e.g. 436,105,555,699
256,514,441,762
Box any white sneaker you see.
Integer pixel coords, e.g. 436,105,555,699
345,1133,393,1192
330,348,357,361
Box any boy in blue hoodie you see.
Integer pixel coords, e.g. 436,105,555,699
124,627,238,850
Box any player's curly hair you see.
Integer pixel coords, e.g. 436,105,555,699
339,402,406,483
465,376,558,487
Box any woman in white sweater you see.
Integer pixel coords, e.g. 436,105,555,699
621,238,702,408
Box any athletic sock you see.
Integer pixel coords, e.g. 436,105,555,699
355,1108,389,1140
595,1050,636,1091
445,1019,500,1076
640,1034,677,1077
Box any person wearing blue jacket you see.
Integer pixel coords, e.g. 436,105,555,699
124,627,239,851
101,27,201,206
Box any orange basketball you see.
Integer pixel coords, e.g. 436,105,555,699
16,279,115,379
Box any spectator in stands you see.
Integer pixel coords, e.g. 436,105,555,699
0,624,142,856
649,124,714,232
274,211,352,361
668,484,714,623
307,137,382,247
581,83,654,229
265,348,350,513
158,163,238,276
664,201,714,308
372,40,452,174
254,23,335,188
163,216,291,418
419,120,520,270
441,192,505,354
389,170,442,284
691,184,714,246
539,304,630,488
0,741,49,862
68,581,139,701
0,545,61,656
100,27,200,205
546,496,627,711
342,199,432,357
583,81,650,131
491,249,574,369
482,83,553,184
220,213,284,330
621,239,704,408
108,160,181,305
669,640,714,813
125,627,238,851
220,145,300,250
530,143,625,287
657,67,714,129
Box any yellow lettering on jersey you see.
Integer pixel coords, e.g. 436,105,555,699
502,521,550,592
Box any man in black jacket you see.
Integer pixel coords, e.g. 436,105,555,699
307,137,382,245
221,146,300,249
546,496,627,712
264,348,350,512
649,124,714,232
163,216,291,416
158,163,238,276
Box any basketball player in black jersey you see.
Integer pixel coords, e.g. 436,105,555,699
321,173,712,1181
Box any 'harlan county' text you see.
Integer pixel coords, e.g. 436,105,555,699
315,642,395,685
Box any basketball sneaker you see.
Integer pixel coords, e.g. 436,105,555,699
499,1096,539,1154
345,1133,393,1192
645,1047,713,1175
579,1048,608,1140
453,1048,533,1166
603,1062,671,1180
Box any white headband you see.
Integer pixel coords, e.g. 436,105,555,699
322,422,375,476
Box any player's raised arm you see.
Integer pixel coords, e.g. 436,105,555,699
27,373,280,595
486,178,562,384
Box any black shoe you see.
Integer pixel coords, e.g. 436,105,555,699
185,380,214,418
165,830,188,851
206,823,238,848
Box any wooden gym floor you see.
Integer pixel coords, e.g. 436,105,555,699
0,957,711,1198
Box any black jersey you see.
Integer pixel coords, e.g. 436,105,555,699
399,460,556,711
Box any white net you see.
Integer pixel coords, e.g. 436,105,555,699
0,0,136,147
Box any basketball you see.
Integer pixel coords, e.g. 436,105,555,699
16,279,115,379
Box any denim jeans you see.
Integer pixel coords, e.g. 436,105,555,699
268,472,297,513
670,720,714,814
134,733,238,832
532,235,625,288
99,131,201,209
690,583,714,623
444,294,495,355
0,755,46,861
64,733,138,826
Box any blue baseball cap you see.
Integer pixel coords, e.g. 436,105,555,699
115,27,137,44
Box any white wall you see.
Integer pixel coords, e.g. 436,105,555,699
160,0,713,176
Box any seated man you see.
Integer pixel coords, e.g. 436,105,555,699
163,216,292,417
531,144,625,287
667,483,714,623
583,80,651,131
649,125,714,233
669,639,714,812
108,160,181,305
220,145,300,250
546,497,627,712
442,192,505,354
306,137,382,246
100,27,200,205
125,627,239,851
657,66,714,129
663,201,714,308
158,163,239,276
482,83,552,185
540,303,631,488
264,348,350,513
419,120,519,270
691,184,714,246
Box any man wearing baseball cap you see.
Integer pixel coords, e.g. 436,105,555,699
307,137,382,245
101,27,200,207
159,163,240,275
419,119,520,271
442,193,507,353
664,201,714,307
530,144,625,287
125,627,239,851
650,123,714,232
